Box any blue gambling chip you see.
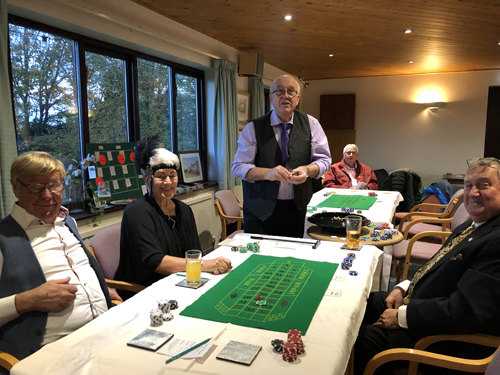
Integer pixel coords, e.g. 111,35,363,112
349,270,358,276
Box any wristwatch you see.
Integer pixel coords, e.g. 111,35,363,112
305,165,310,177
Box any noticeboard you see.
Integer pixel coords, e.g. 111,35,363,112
86,142,145,202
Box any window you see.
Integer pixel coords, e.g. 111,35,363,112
9,24,80,166
8,16,206,180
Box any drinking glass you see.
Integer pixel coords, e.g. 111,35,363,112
97,181,111,207
185,250,202,286
346,215,362,249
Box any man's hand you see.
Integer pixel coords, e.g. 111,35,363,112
108,287,123,303
373,308,400,329
289,166,308,185
15,277,78,314
202,257,232,275
385,286,404,309
266,165,292,182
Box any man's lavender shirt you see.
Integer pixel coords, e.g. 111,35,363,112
232,110,331,200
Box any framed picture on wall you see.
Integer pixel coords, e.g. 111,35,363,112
237,92,250,125
179,151,203,183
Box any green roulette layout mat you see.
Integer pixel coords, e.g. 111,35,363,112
180,255,338,334
318,194,377,210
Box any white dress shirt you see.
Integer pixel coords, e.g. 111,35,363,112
232,110,332,200
0,203,108,346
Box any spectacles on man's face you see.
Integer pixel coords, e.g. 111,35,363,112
272,88,298,98
467,157,500,166
17,179,64,194
153,172,178,182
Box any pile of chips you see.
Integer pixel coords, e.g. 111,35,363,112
307,206,318,213
272,329,306,363
341,253,356,271
231,243,261,253
150,299,178,326
341,207,355,213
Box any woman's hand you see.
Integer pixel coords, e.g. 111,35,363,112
202,257,232,275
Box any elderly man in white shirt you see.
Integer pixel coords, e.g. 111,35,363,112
0,151,120,367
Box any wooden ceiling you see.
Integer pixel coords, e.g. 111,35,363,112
132,0,500,80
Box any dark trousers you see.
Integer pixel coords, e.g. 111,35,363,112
243,199,306,238
354,292,496,375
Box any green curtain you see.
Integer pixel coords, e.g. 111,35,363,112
248,76,265,120
213,60,240,189
0,0,17,218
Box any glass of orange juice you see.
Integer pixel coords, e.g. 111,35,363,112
346,215,362,250
185,250,202,286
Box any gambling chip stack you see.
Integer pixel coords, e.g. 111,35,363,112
271,339,285,353
282,341,297,362
168,299,178,310
150,308,163,327
341,206,355,213
287,329,305,355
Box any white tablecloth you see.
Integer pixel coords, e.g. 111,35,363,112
305,188,404,291
12,234,382,375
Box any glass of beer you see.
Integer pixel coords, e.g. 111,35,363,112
97,180,111,207
346,215,362,250
185,250,202,286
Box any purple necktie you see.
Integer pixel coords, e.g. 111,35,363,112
280,123,290,165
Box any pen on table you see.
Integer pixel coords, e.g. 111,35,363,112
176,273,209,280
165,337,213,364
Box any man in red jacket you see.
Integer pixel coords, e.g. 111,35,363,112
322,144,378,190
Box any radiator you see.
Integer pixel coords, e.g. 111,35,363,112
181,192,216,254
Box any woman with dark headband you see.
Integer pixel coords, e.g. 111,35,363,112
115,135,231,299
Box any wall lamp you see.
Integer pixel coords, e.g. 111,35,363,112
422,102,446,112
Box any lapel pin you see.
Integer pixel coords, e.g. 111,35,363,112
468,238,473,242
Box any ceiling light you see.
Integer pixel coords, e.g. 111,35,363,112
329,54,334,57
284,15,292,21
405,29,412,34
408,60,414,63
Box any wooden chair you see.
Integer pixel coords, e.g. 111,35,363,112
88,226,145,304
397,189,464,239
392,203,470,282
0,351,19,371
214,190,244,240
363,334,500,375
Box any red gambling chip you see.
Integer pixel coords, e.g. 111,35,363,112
117,154,125,164
130,152,135,162
95,177,103,187
99,155,107,165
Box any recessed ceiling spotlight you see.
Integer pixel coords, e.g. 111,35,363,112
329,54,334,57
498,41,500,45
405,29,412,34
408,60,414,63
284,15,293,21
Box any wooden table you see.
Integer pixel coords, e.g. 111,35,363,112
307,225,404,249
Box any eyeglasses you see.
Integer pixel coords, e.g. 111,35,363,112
153,173,178,182
17,179,64,194
467,157,500,166
271,88,298,98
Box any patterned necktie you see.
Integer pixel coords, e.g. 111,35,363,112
403,224,475,304
279,123,290,165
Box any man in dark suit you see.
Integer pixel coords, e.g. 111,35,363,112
354,157,500,375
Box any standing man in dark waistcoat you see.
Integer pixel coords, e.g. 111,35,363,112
232,75,331,238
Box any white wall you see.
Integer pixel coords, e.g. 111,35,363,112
301,70,500,186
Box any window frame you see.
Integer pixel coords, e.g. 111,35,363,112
7,14,207,182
